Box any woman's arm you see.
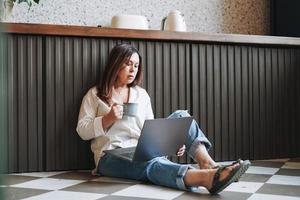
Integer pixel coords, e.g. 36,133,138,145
76,90,106,140
76,90,125,140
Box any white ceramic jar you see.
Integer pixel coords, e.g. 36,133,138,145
162,10,187,32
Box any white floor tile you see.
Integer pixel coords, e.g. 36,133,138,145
21,191,106,200
267,175,300,186
11,171,68,178
112,184,184,200
224,181,264,193
248,193,300,200
246,166,279,175
282,162,300,169
11,178,85,190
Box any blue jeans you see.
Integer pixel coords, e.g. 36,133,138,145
98,110,212,191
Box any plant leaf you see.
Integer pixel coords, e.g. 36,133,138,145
16,0,28,3
15,0,40,7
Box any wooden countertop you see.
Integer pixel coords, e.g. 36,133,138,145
1,22,300,46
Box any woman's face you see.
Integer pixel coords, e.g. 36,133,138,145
117,52,139,86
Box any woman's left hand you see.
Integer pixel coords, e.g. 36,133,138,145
177,145,186,157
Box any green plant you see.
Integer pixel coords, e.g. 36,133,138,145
12,0,40,7
1,0,40,19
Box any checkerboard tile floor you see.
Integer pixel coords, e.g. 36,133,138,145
1,158,300,200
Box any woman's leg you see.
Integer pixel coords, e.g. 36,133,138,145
98,151,242,193
184,162,240,189
144,156,242,193
98,153,196,191
167,110,217,169
98,153,149,182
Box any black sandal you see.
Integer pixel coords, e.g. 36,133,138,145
213,159,251,182
208,164,243,195
213,159,242,169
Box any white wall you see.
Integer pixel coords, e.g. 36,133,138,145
1,0,270,35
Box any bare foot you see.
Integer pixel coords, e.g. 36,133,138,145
194,144,217,169
198,161,217,169
198,159,218,169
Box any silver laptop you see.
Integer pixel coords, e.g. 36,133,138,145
104,117,193,162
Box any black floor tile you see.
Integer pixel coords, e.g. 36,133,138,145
0,175,39,185
4,187,50,200
239,173,272,183
276,169,300,176
257,183,300,197
62,181,134,194
251,161,285,168
49,171,95,180
97,195,155,200
174,191,251,200
288,158,300,162
92,176,141,184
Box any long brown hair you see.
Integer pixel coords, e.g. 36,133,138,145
97,43,143,105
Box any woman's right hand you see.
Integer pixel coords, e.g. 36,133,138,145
102,103,123,129
108,103,123,120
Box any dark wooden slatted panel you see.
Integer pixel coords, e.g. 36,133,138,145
284,49,290,157
17,35,28,172
258,47,266,160
252,47,260,159
265,48,272,158
5,35,44,173
235,46,242,159
191,44,214,159
271,48,279,158
7,35,18,172
248,47,254,160
4,33,300,172
290,48,298,157
45,36,102,170
63,37,74,169
27,36,43,172
162,42,171,116
220,45,229,161
213,45,221,161
0,34,8,173
296,48,299,156
191,43,300,161
297,49,300,156
199,45,208,137
241,46,250,159
228,46,236,161
277,48,285,157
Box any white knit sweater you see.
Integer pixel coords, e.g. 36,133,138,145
76,86,154,170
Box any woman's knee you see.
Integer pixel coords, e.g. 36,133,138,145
146,157,169,176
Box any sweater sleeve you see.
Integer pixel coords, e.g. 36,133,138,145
76,90,106,140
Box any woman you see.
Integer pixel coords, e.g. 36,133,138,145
76,43,250,194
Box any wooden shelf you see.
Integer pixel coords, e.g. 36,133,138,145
1,22,300,46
